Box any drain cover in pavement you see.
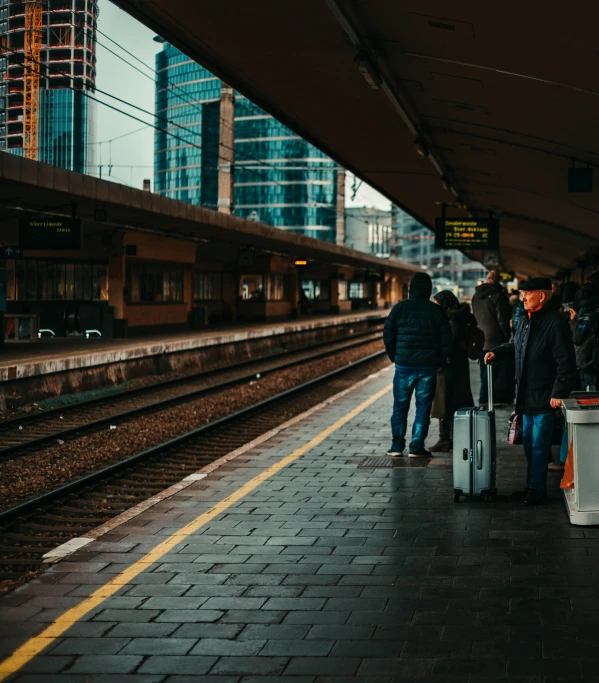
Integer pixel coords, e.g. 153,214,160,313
358,457,431,468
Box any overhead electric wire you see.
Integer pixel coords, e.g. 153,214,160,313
34,18,351,220
67,18,336,178
4,36,387,226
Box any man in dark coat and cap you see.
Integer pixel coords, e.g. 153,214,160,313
485,277,576,506
383,272,453,458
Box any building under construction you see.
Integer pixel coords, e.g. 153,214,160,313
0,0,98,173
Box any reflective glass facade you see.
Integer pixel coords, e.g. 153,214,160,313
39,89,95,173
0,0,97,172
155,44,338,242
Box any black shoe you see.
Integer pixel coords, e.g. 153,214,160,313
524,489,544,506
408,448,432,458
429,440,451,453
510,488,529,500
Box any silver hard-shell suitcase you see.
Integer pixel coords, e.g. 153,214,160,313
453,363,497,502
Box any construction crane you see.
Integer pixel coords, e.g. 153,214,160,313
23,0,43,160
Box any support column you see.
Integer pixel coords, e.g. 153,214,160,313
218,84,235,214
289,272,300,319
108,231,127,337
330,277,340,313
335,168,346,246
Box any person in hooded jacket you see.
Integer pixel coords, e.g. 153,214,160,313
429,291,477,452
383,272,453,458
485,277,576,506
571,278,599,385
472,270,513,405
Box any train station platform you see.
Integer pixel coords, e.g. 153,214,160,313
0,311,385,406
0,367,586,682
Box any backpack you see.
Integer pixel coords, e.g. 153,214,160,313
572,309,599,371
466,324,485,361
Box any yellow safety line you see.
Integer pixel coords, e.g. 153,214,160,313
0,383,392,679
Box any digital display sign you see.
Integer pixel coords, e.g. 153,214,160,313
19,217,81,250
435,218,499,250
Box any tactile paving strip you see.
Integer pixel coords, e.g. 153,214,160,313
358,457,431,468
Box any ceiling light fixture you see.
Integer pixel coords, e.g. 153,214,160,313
354,53,382,89
414,139,429,157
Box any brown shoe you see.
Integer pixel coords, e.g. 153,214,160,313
548,461,564,472
429,440,451,453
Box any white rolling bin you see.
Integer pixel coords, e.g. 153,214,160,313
562,393,599,525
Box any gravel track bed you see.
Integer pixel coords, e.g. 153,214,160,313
0,340,386,512
3,333,380,420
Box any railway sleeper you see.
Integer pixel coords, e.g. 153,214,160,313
0,532,77,543
31,512,104,524
0,558,47,567
20,521,94,533
46,505,116,518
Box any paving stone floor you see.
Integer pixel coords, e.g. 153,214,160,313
0,364,594,683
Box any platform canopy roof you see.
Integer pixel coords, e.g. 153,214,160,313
0,153,418,277
113,0,599,279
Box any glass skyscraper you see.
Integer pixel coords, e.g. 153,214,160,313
155,42,339,242
0,0,97,173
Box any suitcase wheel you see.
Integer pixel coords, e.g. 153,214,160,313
484,490,498,503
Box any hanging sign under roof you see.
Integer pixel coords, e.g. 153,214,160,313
434,218,499,250
19,217,81,250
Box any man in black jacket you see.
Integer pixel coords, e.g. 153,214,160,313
485,277,576,506
472,270,512,405
383,272,453,458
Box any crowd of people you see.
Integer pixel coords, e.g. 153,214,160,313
383,268,599,506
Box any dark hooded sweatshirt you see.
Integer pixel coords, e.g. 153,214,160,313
383,273,453,367
471,282,512,351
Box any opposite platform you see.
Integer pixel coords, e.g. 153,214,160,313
0,367,592,683
0,311,384,382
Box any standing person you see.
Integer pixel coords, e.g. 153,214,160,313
561,281,580,311
510,290,524,333
572,273,599,391
472,270,512,406
383,272,453,458
485,278,576,506
551,280,561,298
429,291,476,452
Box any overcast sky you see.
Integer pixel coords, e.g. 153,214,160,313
96,1,390,210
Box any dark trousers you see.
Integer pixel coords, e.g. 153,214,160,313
439,418,453,442
479,351,493,404
581,371,597,391
522,412,555,494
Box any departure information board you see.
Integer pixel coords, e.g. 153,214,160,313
434,218,499,250
19,217,81,250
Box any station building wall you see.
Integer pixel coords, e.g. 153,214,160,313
1,219,410,339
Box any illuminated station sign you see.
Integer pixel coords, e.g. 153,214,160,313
434,218,499,250
19,217,81,250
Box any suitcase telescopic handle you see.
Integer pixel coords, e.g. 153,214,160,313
487,362,494,413
476,440,483,470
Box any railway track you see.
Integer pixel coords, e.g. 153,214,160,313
0,349,388,587
0,328,382,459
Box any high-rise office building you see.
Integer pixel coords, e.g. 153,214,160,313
0,0,97,173
397,211,486,299
154,42,340,242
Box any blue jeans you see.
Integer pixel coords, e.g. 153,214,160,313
522,412,555,494
390,365,437,453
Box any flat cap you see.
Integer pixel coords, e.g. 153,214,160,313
519,277,552,291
